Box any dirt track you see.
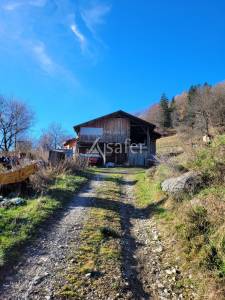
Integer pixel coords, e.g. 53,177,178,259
0,170,192,299
0,178,100,300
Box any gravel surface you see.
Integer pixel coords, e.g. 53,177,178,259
0,177,101,300
121,175,196,300
0,170,195,300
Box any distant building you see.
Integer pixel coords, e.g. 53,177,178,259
63,138,77,153
73,110,161,167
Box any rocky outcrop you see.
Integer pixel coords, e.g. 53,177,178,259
161,171,202,195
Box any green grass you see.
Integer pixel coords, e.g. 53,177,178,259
88,167,144,175
134,166,169,208
0,174,88,268
133,168,171,223
197,185,225,200
135,172,161,207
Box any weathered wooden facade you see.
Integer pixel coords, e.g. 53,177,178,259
74,110,161,167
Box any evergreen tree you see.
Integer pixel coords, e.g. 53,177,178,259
159,93,171,128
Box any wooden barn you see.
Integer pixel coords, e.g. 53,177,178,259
73,110,161,167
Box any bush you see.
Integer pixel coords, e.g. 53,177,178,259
177,204,225,276
190,134,225,184
221,236,225,254
199,245,222,271
185,206,210,239
29,156,88,195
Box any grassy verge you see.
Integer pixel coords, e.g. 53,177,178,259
162,186,225,299
134,166,168,210
134,134,225,298
0,173,88,269
56,174,124,299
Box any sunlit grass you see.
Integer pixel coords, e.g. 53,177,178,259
0,174,88,268
134,167,167,208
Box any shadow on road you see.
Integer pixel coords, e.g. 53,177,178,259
0,173,166,299
51,174,166,299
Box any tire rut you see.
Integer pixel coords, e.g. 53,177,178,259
120,174,193,300
120,176,151,300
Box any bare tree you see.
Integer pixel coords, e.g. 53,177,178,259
141,82,225,139
211,83,225,129
172,92,189,129
0,96,34,152
38,122,70,151
174,85,213,136
142,104,163,128
190,85,212,135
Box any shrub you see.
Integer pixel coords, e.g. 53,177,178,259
29,156,88,195
199,245,222,271
185,206,210,240
219,260,225,277
190,134,225,184
221,236,225,254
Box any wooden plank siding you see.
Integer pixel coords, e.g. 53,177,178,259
79,117,130,143
150,140,156,155
128,148,149,166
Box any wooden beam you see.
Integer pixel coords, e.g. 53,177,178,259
147,127,150,152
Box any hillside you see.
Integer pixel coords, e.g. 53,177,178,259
137,133,225,299
141,81,225,138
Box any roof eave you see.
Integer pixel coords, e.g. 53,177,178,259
73,110,156,132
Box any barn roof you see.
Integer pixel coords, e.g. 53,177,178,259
73,110,157,133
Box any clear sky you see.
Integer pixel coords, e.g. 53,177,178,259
0,0,225,137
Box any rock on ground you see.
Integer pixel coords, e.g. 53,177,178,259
161,171,202,195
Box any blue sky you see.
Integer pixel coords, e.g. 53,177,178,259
0,0,225,137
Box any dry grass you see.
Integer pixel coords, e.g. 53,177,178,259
138,134,225,298
164,191,225,298
156,134,194,170
157,134,183,155
29,156,89,196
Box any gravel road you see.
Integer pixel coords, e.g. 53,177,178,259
0,170,194,300
0,177,100,300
